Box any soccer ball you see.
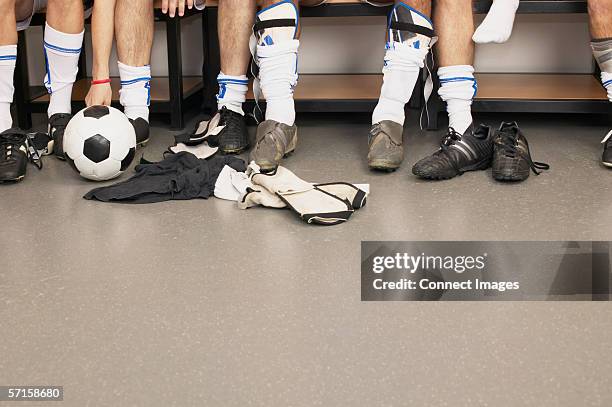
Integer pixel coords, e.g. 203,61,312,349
64,105,136,181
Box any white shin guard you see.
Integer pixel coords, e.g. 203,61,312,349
372,3,434,125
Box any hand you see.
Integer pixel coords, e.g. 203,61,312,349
161,0,194,17
85,83,112,107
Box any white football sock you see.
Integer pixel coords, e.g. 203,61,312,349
602,72,612,102
118,61,151,122
473,0,519,44
438,65,476,134
217,72,248,116
255,1,299,126
591,39,612,102
372,3,433,125
0,45,17,132
43,23,84,117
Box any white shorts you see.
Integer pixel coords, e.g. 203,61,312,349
17,0,94,31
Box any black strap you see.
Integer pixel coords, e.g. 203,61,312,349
389,22,435,38
253,19,297,32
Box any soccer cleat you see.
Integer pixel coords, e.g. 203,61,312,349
48,112,72,160
601,129,612,168
412,124,494,180
216,107,249,154
368,120,404,171
492,122,549,182
130,117,150,147
249,119,297,173
0,129,29,182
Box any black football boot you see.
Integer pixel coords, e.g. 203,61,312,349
48,113,72,160
492,122,549,181
412,124,494,180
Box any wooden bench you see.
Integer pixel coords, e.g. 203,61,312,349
201,0,607,130
15,0,607,131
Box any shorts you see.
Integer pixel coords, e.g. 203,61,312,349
17,0,94,31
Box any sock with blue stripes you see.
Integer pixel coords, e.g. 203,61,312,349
0,44,17,132
591,38,612,102
118,62,151,122
372,3,433,125
217,72,248,116
43,23,84,117
438,65,476,134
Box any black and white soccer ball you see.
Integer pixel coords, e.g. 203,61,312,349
64,105,136,181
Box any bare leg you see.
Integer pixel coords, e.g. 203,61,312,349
589,0,612,39
0,0,17,45
219,0,256,76
116,0,154,66
46,0,84,34
116,0,154,129
434,0,474,67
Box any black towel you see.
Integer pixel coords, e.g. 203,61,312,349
84,152,246,204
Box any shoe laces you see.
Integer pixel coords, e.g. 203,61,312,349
494,128,549,175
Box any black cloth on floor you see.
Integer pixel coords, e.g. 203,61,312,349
84,152,246,204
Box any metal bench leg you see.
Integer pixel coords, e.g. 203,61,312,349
202,7,219,115
166,15,184,129
14,31,32,130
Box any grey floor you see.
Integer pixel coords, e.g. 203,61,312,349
2,111,612,406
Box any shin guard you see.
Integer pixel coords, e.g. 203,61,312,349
250,1,299,126
372,3,435,125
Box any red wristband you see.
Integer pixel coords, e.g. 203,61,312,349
91,79,111,85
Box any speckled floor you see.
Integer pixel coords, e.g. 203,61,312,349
1,111,612,406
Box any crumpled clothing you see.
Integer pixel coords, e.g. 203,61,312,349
84,152,246,204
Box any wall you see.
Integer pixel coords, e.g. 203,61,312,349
24,12,593,85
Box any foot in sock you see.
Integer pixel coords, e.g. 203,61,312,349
473,0,519,44
44,23,83,118
0,45,17,133
215,73,249,154
438,65,477,135
118,62,151,147
412,124,494,180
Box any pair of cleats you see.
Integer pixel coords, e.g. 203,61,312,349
191,107,297,174
368,121,549,182
0,113,150,183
